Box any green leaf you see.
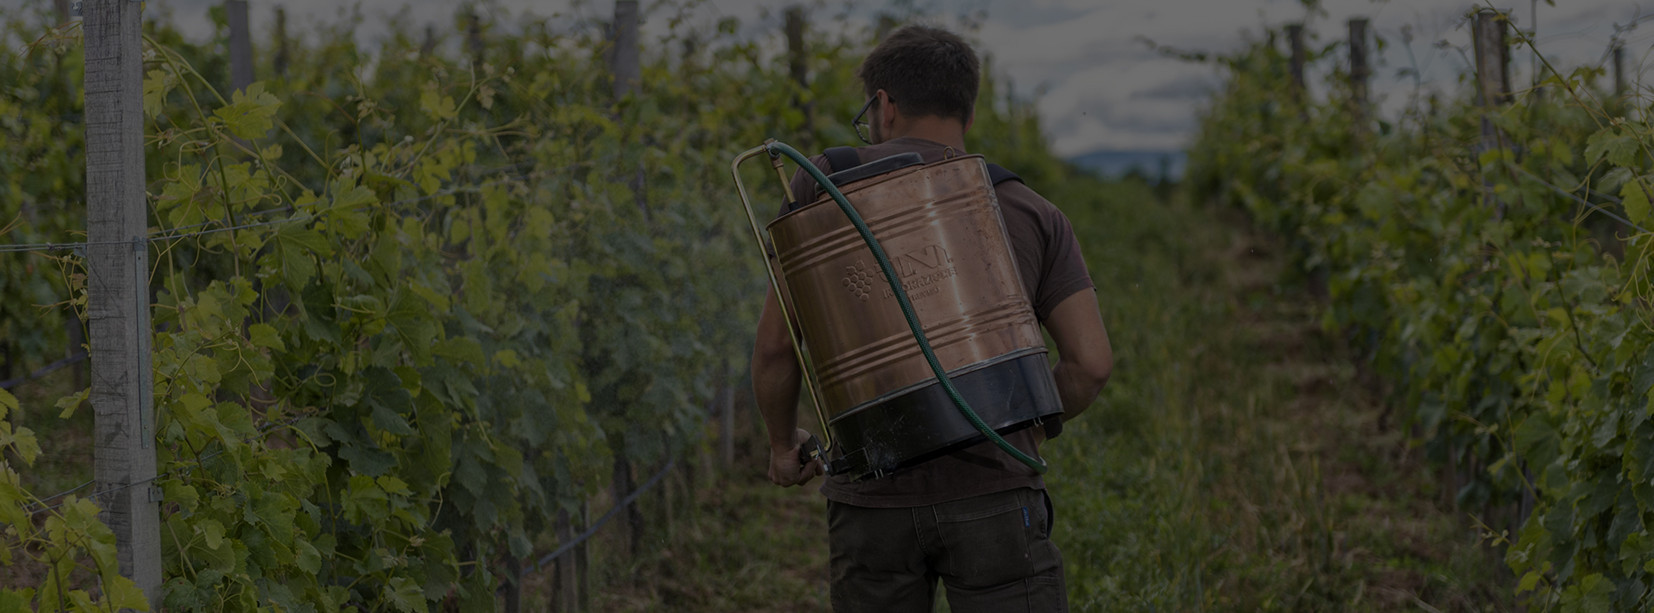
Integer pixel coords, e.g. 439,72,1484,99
419,89,457,122
0,591,29,612
339,444,397,477
493,349,522,369
433,337,485,365
1622,178,1652,228
295,539,322,574
274,223,332,288
1560,573,1612,613
384,576,429,613
372,404,416,436
342,475,387,524
101,574,150,611
248,323,285,351
141,68,176,119
212,82,282,139
55,388,89,419
199,519,226,550
162,480,200,513
1517,570,1543,593
10,426,39,465
1585,127,1639,168
387,289,438,362
377,475,412,496
0,387,15,418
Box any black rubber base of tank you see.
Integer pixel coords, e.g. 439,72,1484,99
826,353,1063,481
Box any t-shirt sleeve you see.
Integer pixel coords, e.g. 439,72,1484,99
1033,206,1095,322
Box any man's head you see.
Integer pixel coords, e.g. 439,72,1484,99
856,25,980,142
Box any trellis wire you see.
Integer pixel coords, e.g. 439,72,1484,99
0,351,88,390
0,162,570,254
19,413,307,519
525,458,676,574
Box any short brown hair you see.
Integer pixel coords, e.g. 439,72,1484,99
857,25,979,125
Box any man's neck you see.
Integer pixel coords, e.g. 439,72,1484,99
884,115,967,151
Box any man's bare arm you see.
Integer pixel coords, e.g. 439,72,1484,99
752,286,823,486
1043,290,1113,422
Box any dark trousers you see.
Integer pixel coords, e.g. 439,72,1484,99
828,487,1067,612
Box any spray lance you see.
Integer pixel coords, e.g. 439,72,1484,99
731,139,1062,480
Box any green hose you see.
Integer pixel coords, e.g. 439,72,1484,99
767,141,1047,475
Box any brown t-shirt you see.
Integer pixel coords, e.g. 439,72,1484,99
778,136,1095,508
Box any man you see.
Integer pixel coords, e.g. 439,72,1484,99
750,24,1113,613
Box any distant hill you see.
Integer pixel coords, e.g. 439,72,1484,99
1067,150,1187,181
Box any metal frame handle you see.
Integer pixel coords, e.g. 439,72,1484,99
730,140,835,454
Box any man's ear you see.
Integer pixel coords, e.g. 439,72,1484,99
964,110,975,133
878,89,898,129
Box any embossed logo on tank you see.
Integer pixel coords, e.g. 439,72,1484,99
844,246,957,302
841,261,875,301
892,245,952,279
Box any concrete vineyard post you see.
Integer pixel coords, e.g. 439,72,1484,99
84,0,162,608
226,0,254,93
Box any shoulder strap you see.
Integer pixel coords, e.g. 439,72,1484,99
824,146,860,173
987,163,1023,186
785,146,862,214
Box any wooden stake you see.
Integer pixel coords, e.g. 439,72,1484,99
54,0,71,24
577,500,590,611
502,554,522,613
1285,23,1305,100
609,0,646,217
784,6,812,147
1472,9,1511,211
614,457,642,560
554,510,579,612
610,0,641,99
226,0,254,93
875,14,898,41
1473,10,1512,107
273,6,289,77
719,380,735,469
1348,18,1370,127
1614,44,1627,98
84,0,161,608
467,9,484,68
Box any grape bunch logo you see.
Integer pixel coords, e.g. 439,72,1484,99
841,261,875,301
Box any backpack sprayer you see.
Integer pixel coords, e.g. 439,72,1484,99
730,139,1063,481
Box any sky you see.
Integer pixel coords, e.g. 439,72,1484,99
4,0,1650,156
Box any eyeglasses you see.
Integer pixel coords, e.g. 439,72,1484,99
853,95,890,145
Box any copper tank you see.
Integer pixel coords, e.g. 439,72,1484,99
768,154,1061,480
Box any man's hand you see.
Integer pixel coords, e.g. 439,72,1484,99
768,428,824,487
